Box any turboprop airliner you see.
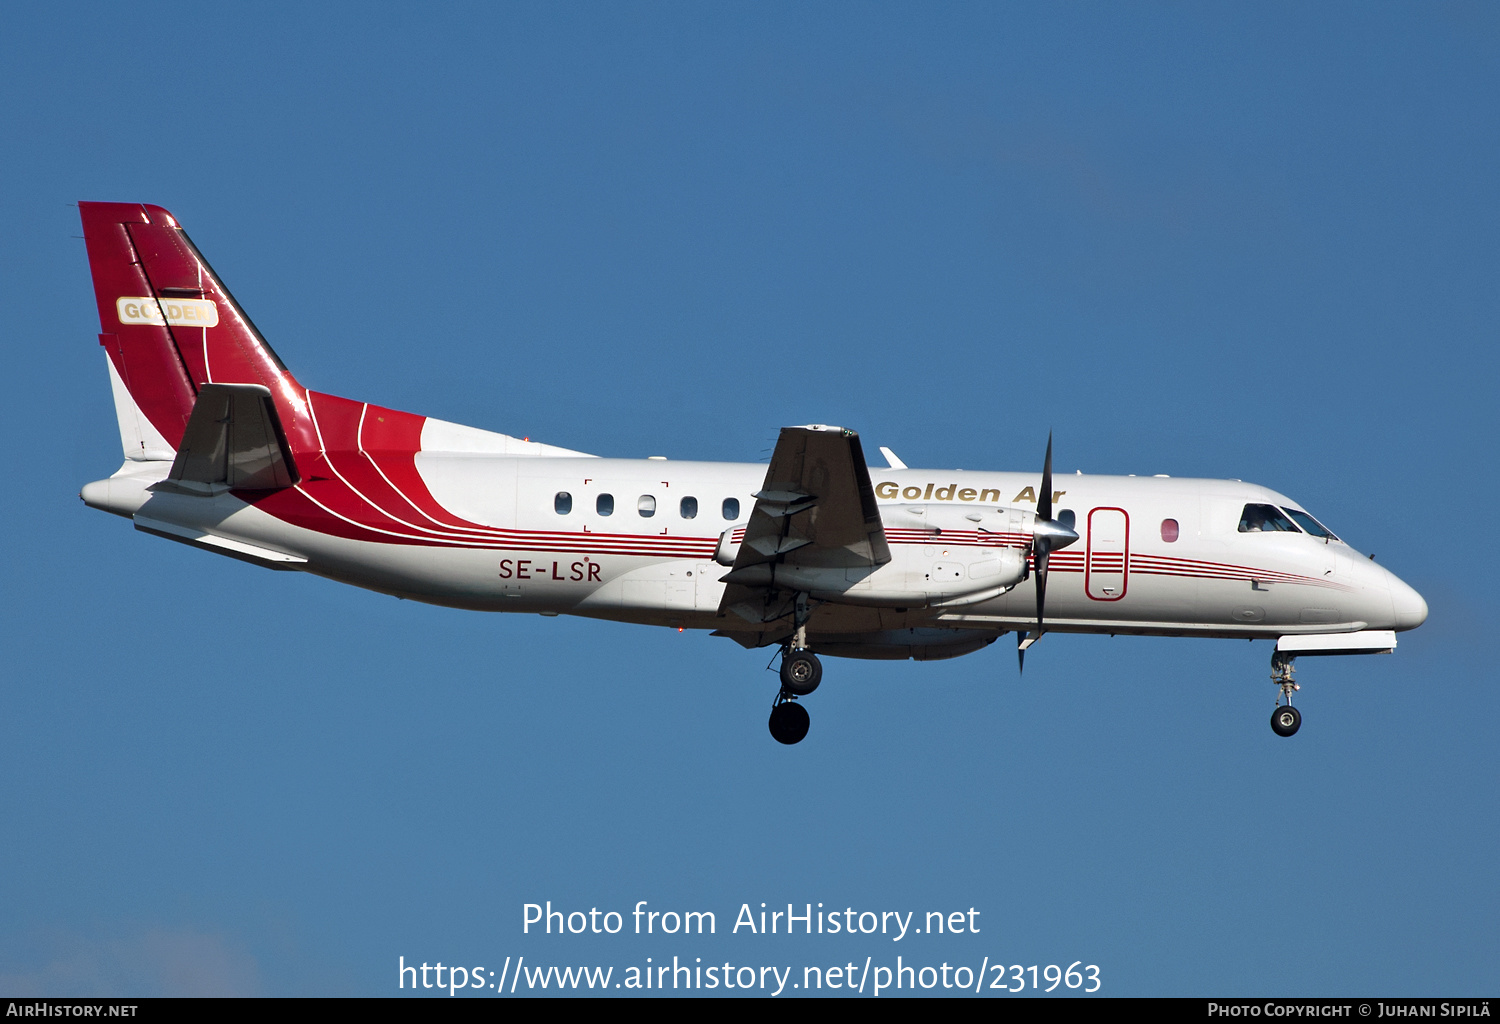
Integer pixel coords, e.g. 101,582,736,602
76,202,1428,744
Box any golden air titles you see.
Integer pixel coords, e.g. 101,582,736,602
873,482,1065,505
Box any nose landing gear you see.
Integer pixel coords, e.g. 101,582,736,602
1271,704,1302,737
1270,651,1302,737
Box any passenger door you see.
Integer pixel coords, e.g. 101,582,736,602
1086,507,1130,601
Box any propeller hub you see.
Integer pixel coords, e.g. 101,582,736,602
1032,518,1079,551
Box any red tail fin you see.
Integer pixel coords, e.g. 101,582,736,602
80,202,317,457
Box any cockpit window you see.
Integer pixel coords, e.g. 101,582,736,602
1239,503,1300,533
1283,508,1338,541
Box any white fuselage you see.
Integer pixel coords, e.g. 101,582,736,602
85,447,1428,656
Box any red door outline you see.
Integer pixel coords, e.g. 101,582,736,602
1085,506,1130,601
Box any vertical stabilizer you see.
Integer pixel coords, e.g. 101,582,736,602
79,202,318,460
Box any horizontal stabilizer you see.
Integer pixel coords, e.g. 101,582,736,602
157,383,299,494
133,516,307,570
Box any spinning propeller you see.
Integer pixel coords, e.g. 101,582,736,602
1018,432,1079,672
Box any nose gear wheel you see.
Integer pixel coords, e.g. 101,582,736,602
1270,651,1302,737
1271,704,1302,737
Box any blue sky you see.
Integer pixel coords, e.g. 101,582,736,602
1,2,1495,996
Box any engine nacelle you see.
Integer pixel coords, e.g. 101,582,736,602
717,503,1036,609
714,524,746,567
815,503,1033,608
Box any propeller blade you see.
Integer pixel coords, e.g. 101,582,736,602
1034,433,1056,638
1017,433,1075,675
1038,431,1054,523
1035,548,1049,636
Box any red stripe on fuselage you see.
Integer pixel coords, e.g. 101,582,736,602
236,414,1348,591
240,394,721,556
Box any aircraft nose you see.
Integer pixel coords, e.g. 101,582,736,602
1386,570,1428,631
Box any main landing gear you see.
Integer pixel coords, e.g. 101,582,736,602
780,649,822,695
1270,651,1302,737
768,596,821,745
769,691,812,745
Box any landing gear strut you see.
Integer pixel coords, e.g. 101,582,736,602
768,593,820,744
1270,651,1302,737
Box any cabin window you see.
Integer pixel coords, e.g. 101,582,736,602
638,494,656,518
1238,503,1299,533
1161,518,1179,543
680,496,698,519
1057,509,1076,531
597,493,614,516
1283,508,1338,541
722,497,740,520
554,492,572,515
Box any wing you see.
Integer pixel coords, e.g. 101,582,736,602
718,425,890,624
